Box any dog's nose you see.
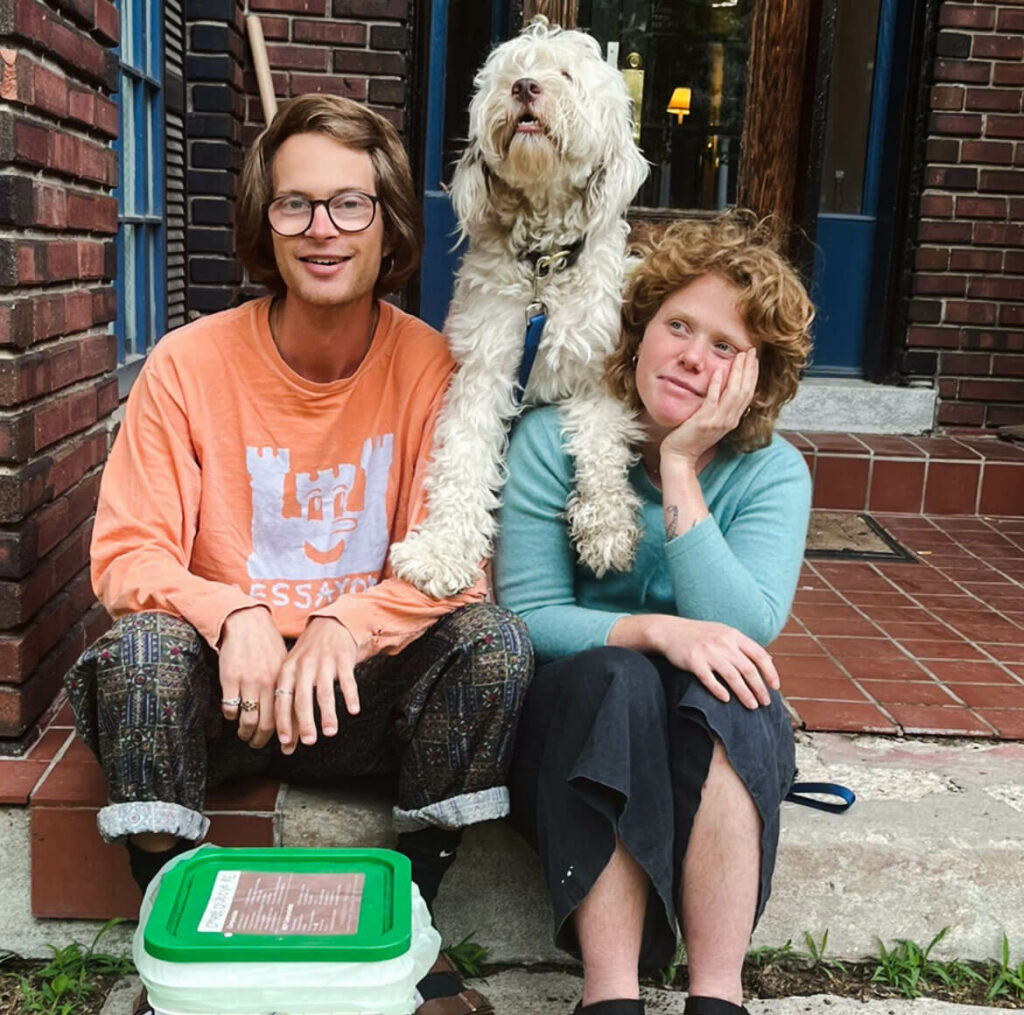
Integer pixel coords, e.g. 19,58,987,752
512,78,542,102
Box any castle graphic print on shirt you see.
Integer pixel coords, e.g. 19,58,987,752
246,435,394,582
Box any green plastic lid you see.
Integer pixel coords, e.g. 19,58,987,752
143,847,412,963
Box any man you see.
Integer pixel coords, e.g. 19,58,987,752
65,95,532,1015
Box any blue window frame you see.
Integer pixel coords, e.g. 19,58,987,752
114,0,165,385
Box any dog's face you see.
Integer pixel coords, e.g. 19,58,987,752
455,24,648,225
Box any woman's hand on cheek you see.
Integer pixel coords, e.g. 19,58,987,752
660,350,759,469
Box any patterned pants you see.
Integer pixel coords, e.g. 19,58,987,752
65,605,533,843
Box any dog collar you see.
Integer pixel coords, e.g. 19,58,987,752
520,236,586,275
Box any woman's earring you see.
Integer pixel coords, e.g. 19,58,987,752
631,353,638,365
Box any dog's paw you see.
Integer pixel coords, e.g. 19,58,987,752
390,532,482,598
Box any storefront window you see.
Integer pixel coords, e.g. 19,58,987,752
578,0,754,211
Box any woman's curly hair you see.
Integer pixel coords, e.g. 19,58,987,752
605,212,814,452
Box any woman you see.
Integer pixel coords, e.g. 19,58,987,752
496,214,814,1015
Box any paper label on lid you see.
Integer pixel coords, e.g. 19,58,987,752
197,871,365,936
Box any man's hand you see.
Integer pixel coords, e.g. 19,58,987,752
661,349,759,470
276,617,360,756
218,606,288,748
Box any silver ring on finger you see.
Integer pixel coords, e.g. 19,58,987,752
221,696,242,707
274,688,294,698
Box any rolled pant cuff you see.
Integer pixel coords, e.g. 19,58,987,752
97,801,210,845
392,786,509,833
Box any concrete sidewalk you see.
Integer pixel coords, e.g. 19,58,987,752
100,971,1011,1014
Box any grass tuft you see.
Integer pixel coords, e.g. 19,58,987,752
444,934,490,980
5,920,133,1015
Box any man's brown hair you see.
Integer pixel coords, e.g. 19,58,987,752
235,94,423,296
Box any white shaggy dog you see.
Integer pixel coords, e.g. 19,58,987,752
390,22,649,598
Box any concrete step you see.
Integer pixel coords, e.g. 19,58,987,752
3,731,1023,964
100,971,1009,1015
277,731,1024,964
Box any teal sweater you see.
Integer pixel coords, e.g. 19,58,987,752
495,406,811,663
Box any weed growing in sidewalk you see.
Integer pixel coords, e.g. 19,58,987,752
872,927,982,998
987,934,1024,1003
0,920,133,1015
648,926,1024,1007
445,935,490,979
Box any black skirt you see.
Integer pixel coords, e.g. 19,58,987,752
508,646,796,972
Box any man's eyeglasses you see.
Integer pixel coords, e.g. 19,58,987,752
267,191,380,236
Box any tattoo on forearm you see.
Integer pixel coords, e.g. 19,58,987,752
665,505,679,541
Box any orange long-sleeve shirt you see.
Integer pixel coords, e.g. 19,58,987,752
92,296,484,656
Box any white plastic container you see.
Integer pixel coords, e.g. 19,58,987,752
133,846,441,1015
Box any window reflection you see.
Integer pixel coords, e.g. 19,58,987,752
820,0,881,215
579,0,753,211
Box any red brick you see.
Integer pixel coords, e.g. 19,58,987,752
914,273,966,295
972,33,1024,60
993,63,1024,87
1000,304,1024,326
997,8,1024,31
966,87,1022,113
942,351,992,374
918,221,974,243
934,59,991,84
908,299,943,323
925,165,978,189
944,300,998,325
93,0,118,44
959,378,1024,401
288,73,368,101
333,0,405,15
974,222,1024,245
265,44,329,71
992,354,1024,376
961,139,1015,164
950,247,1003,270
67,90,118,137
987,115,1024,139
956,195,1008,218
940,4,996,30
931,84,965,110
968,276,1023,300
66,192,118,233
915,247,950,270
291,20,365,45
35,473,101,558
981,169,1024,194
248,0,326,12
920,193,954,217
333,49,405,76
926,138,960,161
937,401,986,426
49,429,107,499
907,326,962,348
1005,250,1024,273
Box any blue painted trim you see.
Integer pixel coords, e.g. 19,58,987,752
423,0,449,193
491,0,505,44
113,0,165,366
862,0,898,216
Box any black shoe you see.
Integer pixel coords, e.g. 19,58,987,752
684,997,748,1015
572,1001,645,1014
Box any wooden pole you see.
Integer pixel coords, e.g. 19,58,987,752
246,15,278,125
522,0,577,29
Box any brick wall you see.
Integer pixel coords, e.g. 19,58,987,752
907,0,1024,431
242,0,409,143
0,0,118,748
